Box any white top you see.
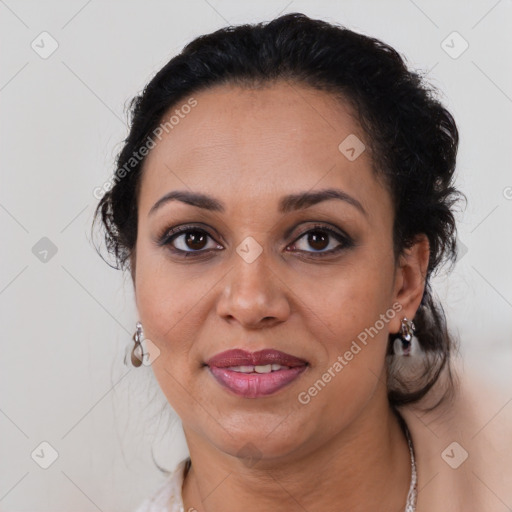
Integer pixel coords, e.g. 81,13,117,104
134,458,189,512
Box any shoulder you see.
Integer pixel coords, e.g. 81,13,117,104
133,458,189,512
400,358,512,511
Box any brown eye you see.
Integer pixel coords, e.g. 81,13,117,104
159,226,222,256
305,231,329,251
289,226,353,257
182,231,208,251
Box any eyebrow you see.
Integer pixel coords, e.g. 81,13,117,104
148,188,368,218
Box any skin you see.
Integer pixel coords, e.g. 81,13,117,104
133,80,430,512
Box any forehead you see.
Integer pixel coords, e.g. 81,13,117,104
138,81,389,223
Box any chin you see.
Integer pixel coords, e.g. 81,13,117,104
203,414,314,464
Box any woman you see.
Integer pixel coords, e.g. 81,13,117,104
93,13,512,512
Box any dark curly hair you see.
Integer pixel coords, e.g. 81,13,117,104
93,12,466,410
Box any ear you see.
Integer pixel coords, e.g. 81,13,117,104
389,234,430,334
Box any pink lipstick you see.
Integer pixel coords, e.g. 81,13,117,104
205,349,308,398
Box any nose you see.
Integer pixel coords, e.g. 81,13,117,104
215,247,291,330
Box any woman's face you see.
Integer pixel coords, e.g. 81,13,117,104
134,81,425,462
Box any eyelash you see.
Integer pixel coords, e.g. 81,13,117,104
156,223,354,259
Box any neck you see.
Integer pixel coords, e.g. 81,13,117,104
181,387,412,512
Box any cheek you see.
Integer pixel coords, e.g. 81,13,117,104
133,242,225,391
291,252,394,398
294,252,394,343
293,287,393,431
134,251,205,418
134,243,197,365
135,238,195,323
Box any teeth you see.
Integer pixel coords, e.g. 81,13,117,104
254,364,272,373
226,364,291,373
225,365,254,373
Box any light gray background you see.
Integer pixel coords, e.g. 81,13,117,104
1,0,511,510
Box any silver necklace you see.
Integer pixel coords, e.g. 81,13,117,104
404,424,418,512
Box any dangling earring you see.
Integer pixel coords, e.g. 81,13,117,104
393,317,418,357
130,321,145,367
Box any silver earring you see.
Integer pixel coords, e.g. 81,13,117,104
130,321,145,367
393,317,418,357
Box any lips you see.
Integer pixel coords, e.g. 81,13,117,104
205,349,308,369
205,349,309,398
